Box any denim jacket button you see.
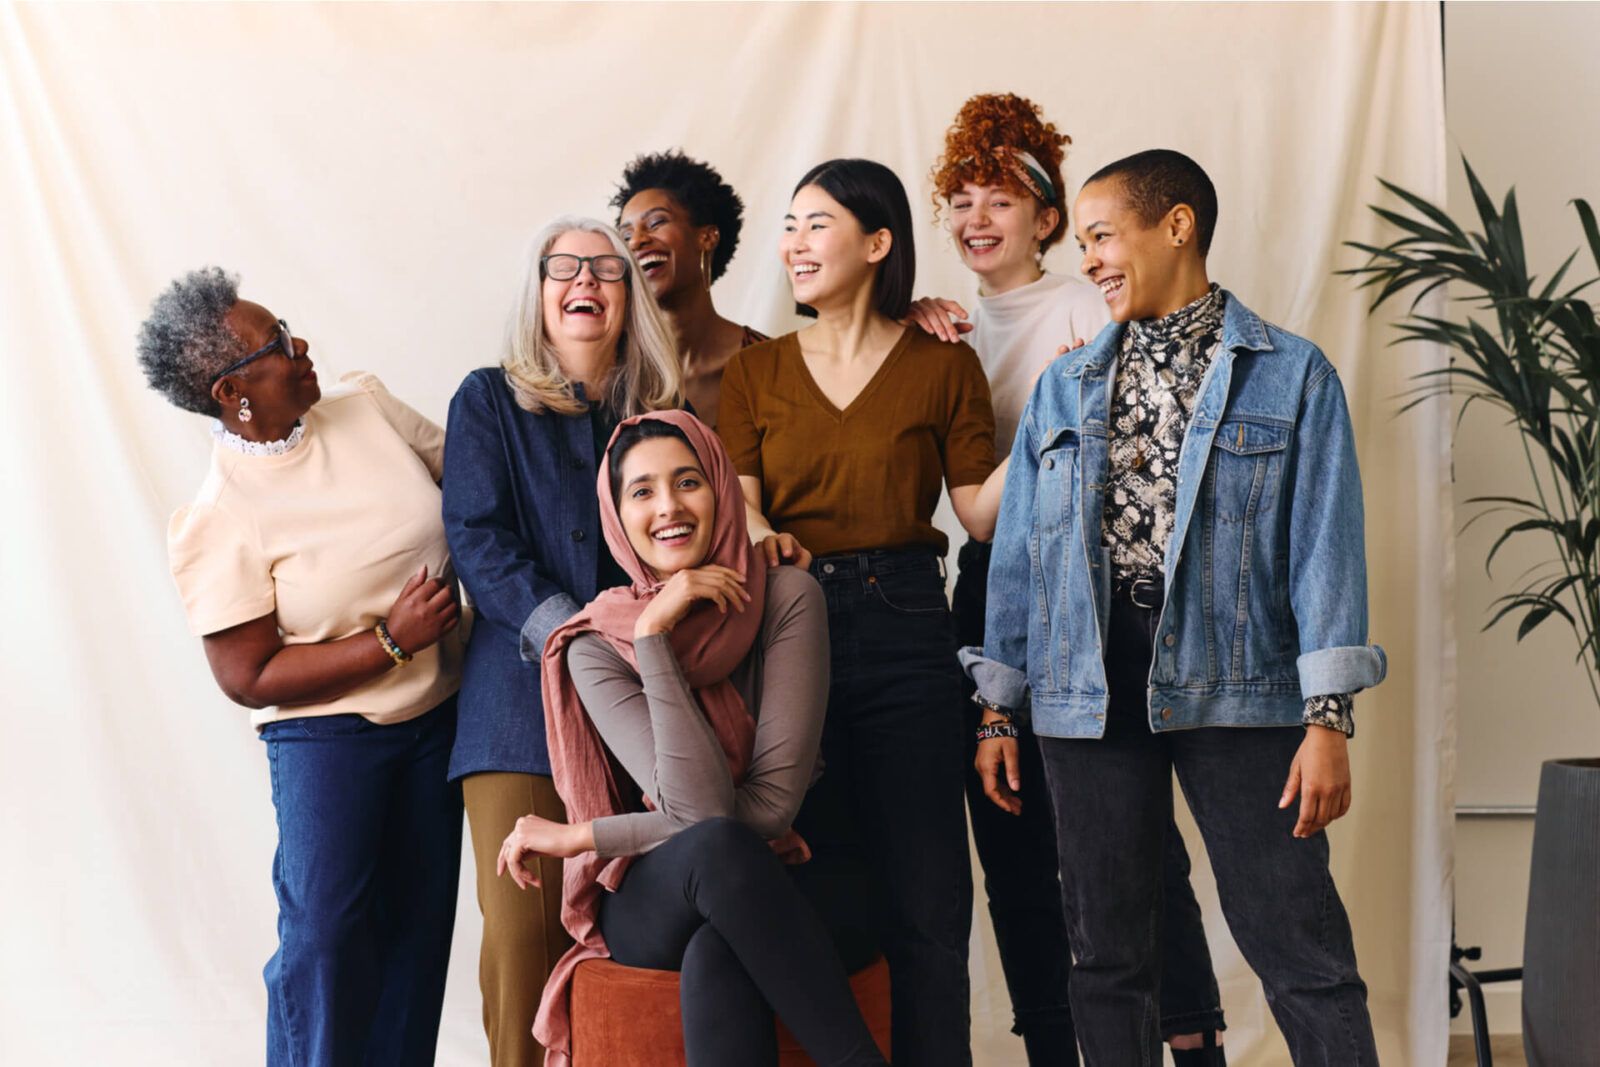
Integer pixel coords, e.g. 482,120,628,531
1160,706,1174,720
1164,633,1175,647
823,563,835,574
571,529,586,542
1044,456,1055,470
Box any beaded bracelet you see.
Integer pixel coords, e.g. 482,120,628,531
375,620,413,667
976,720,1020,743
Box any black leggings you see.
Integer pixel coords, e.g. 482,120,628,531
598,818,886,1067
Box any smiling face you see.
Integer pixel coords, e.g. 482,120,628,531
541,228,629,352
219,299,320,421
1074,178,1190,323
618,188,715,304
615,435,717,579
781,183,887,313
948,181,1058,294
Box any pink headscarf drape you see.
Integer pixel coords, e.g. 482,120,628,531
533,409,768,1065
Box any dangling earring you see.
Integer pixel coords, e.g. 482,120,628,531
238,396,253,423
700,249,713,290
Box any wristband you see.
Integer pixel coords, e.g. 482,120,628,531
976,720,1019,743
375,620,413,667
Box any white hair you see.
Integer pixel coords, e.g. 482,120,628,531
502,215,683,418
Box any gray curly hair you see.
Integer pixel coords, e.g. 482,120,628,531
136,266,246,416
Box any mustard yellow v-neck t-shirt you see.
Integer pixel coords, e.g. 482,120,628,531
166,373,464,728
719,327,995,558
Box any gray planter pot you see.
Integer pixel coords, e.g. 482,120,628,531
1522,757,1600,1067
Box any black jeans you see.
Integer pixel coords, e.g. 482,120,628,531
799,549,974,1067
1038,589,1378,1067
599,818,886,1067
954,541,1226,1064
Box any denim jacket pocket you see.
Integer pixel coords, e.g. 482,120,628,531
1035,427,1081,535
1210,418,1291,522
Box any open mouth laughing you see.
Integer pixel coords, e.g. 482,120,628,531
650,522,696,547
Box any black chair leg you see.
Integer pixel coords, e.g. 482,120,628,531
1449,958,1494,1067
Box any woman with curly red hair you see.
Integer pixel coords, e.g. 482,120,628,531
916,94,1228,1066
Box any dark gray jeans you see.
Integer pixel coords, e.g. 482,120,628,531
955,539,1224,1064
1038,591,1378,1067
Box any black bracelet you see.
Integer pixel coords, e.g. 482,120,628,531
976,720,1019,743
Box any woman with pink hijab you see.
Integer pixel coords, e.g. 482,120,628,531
496,410,885,1067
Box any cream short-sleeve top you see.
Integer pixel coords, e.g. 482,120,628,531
167,372,464,728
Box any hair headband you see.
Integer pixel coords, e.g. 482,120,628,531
998,147,1058,205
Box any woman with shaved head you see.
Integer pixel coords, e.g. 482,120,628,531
966,149,1383,1066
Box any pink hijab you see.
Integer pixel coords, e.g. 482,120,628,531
534,409,768,1065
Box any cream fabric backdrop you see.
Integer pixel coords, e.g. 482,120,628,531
0,2,1451,1064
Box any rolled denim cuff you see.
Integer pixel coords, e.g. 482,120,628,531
958,646,1029,712
1297,643,1386,700
520,593,582,662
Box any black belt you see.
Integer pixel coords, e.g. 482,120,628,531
1114,571,1165,610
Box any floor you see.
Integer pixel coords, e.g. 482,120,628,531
1447,1034,1527,1066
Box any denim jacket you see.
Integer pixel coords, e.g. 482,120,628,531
963,290,1386,739
441,368,613,780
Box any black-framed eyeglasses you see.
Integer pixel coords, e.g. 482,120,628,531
540,254,630,282
210,319,299,384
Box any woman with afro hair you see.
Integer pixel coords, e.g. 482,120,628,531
612,150,769,429
916,94,1228,1065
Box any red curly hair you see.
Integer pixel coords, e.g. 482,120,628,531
931,93,1072,252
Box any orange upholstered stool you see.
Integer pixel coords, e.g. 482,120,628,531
569,955,892,1066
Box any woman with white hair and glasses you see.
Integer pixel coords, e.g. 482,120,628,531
441,216,684,1065
142,267,465,1066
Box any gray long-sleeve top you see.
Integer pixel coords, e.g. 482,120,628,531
568,565,829,859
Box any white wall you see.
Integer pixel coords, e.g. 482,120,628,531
1445,0,1600,1036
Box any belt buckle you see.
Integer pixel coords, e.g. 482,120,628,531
1129,577,1161,610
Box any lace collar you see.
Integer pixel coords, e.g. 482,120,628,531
211,420,306,457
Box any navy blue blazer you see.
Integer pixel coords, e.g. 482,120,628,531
442,367,615,780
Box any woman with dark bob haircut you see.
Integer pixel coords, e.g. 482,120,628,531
719,158,1009,1066
612,150,770,429
139,267,464,1066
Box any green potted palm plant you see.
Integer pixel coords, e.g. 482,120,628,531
1345,159,1600,1067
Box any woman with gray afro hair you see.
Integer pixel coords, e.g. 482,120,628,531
140,267,467,1065
136,266,249,415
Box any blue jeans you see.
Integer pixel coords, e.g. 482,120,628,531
259,697,463,1067
799,550,973,1067
1039,593,1376,1066
954,540,1224,1065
